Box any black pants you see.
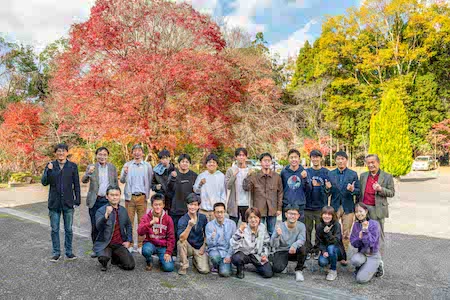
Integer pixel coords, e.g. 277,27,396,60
272,246,307,273
170,214,183,255
98,244,135,270
231,251,273,278
230,206,249,225
304,210,322,254
89,197,109,243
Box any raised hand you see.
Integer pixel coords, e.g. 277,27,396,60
301,170,307,179
88,165,95,174
312,179,321,187
123,165,129,175
347,181,355,192
105,206,113,218
372,182,382,192
47,162,53,170
188,218,197,228
171,171,177,177
239,222,247,232
151,216,159,225
325,179,332,189
276,226,282,236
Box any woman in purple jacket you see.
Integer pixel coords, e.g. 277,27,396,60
350,202,382,283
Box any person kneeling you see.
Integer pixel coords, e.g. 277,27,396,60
138,193,175,272
350,203,382,284
270,205,307,282
316,206,346,281
94,186,135,272
206,202,236,277
177,193,210,275
230,207,273,279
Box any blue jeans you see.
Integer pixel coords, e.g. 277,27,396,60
89,197,109,243
49,208,74,256
318,245,341,271
261,216,277,237
142,242,174,272
209,250,232,277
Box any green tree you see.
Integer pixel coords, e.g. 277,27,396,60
369,88,412,176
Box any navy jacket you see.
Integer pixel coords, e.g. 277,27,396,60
328,168,360,214
41,160,81,210
280,165,310,207
305,167,330,211
94,205,132,254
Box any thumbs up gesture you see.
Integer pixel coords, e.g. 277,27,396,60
88,165,95,174
276,226,282,236
212,228,217,239
301,170,307,179
312,179,321,187
347,181,355,192
47,162,53,170
325,179,332,189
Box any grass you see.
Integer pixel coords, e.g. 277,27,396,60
160,280,177,289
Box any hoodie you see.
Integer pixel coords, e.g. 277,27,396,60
280,165,310,208
137,209,175,255
306,167,330,211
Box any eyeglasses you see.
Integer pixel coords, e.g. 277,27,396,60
286,212,299,216
215,211,225,214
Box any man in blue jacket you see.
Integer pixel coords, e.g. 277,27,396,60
280,149,309,222
94,186,135,272
41,143,80,262
328,151,360,256
305,150,331,260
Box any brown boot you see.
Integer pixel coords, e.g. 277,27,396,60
145,263,152,271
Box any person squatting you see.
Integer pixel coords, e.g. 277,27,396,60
42,144,394,284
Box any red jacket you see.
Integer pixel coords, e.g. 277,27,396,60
138,209,175,255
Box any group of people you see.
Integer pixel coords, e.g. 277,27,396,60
42,143,395,284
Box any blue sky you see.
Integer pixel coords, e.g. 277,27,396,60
1,0,360,59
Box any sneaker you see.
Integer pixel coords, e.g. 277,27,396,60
375,260,384,278
340,260,348,267
281,266,288,274
178,268,187,275
101,265,107,272
326,270,337,281
306,253,311,260
137,247,142,254
90,252,97,258
50,255,60,262
210,267,218,273
313,252,320,260
295,270,304,282
66,254,77,260
145,263,153,271
127,246,134,253
236,269,245,279
353,266,361,278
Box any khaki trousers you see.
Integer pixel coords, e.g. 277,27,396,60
336,206,355,252
177,240,210,274
125,194,147,248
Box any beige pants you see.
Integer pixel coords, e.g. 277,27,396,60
199,209,215,222
177,240,210,274
125,194,147,248
337,206,355,253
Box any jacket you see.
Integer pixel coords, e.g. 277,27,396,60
41,160,81,210
243,170,283,217
167,169,198,216
305,167,330,211
350,219,381,255
94,205,132,254
225,166,252,218
280,165,310,208
137,209,175,255
359,170,395,219
151,163,175,208
230,223,270,263
315,220,347,260
82,162,118,208
328,168,360,214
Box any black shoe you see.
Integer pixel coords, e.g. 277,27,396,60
375,260,384,278
66,254,77,260
50,255,60,262
101,265,107,272
236,267,245,279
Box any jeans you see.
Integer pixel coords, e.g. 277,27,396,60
142,242,175,272
89,197,109,243
318,245,341,271
209,250,232,277
49,208,74,256
261,216,277,237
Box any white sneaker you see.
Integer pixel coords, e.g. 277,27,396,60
295,270,304,282
127,247,134,253
281,266,288,274
137,247,142,254
326,270,337,281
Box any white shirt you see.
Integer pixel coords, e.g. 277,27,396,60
236,167,250,206
193,171,226,211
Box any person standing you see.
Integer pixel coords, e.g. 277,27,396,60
243,152,283,237
82,146,118,257
120,144,153,253
359,154,395,277
328,151,360,256
225,148,251,225
305,149,331,260
41,143,80,262
152,149,175,209
193,154,226,222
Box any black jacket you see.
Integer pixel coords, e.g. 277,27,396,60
94,205,132,254
315,220,347,260
41,160,81,210
152,163,175,208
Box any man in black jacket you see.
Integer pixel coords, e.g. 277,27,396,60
152,149,175,209
41,143,81,262
94,186,135,272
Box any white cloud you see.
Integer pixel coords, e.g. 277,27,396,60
269,19,317,60
223,0,271,35
0,0,95,51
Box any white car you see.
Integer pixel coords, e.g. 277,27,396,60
412,156,437,171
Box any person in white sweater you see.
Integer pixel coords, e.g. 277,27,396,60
193,154,226,222
270,204,307,281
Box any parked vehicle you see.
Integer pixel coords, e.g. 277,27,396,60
412,156,438,171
